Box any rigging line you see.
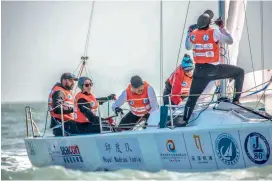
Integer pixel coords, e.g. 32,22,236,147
260,1,265,102
255,80,272,110
170,0,190,96
85,60,93,80
242,79,271,94
160,0,163,105
84,65,88,77
243,1,257,91
73,59,84,75
84,1,96,57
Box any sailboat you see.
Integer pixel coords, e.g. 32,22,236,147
24,0,272,172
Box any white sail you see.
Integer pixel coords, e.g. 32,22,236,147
225,0,247,66
225,1,272,113
237,1,272,73
238,1,272,112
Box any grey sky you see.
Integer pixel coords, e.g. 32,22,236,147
2,1,219,103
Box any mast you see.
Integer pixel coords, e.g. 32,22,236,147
219,0,227,98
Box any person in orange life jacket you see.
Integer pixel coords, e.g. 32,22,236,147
74,77,116,134
48,73,78,136
163,54,194,106
177,10,245,127
112,75,159,130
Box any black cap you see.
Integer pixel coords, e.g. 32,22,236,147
197,13,211,29
204,10,214,20
130,75,144,88
60,73,78,81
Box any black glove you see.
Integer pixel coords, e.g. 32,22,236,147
115,107,124,115
214,17,224,28
187,24,198,33
107,94,116,100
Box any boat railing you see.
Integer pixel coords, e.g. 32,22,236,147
24,93,217,137
25,106,41,138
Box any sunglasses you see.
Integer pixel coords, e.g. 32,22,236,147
184,69,193,73
84,83,93,87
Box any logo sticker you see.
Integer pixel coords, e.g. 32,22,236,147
166,140,176,153
215,133,240,165
90,101,95,107
191,35,196,41
67,94,72,100
244,132,270,164
206,51,214,57
182,81,187,87
129,100,134,105
27,141,35,156
143,98,149,104
203,34,209,41
194,135,204,154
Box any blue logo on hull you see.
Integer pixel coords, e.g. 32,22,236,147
215,133,240,165
244,132,270,164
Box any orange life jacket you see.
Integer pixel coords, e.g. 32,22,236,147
74,92,98,123
190,28,219,64
48,85,74,121
126,81,151,116
168,66,192,96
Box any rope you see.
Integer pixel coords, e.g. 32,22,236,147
243,1,257,92
73,59,84,75
254,79,272,110
170,0,190,97
72,2,96,94
244,80,271,97
83,1,95,57
260,1,265,103
159,0,163,105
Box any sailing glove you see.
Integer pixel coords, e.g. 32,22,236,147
188,24,198,33
107,94,116,100
115,107,124,115
214,17,224,28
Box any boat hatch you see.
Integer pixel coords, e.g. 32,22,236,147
231,108,269,122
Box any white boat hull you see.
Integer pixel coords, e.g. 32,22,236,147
24,103,272,172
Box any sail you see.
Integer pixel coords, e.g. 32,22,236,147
237,1,272,73
225,0,272,113
225,0,247,66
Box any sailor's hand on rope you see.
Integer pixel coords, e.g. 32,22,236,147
115,107,124,115
215,86,221,94
107,94,116,100
188,24,198,33
214,17,224,28
105,117,116,125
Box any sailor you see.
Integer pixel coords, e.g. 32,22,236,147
112,75,159,130
163,54,194,105
179,10,245,127
48,72,78,136
74,76,116,134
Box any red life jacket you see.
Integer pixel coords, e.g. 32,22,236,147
74,92,98,123
126,81,151,116
48,85,74,121
190,28,219,64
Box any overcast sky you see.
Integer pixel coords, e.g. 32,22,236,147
2,1,219,103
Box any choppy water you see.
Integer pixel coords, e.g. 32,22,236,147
1,102,272,180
